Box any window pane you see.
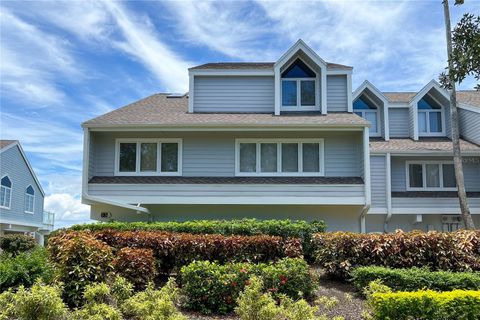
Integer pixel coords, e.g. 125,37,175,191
426,164,440,187
282,81,297,106
281,59,316,78
240,143,256,172
303,143,320,172
365,112,378,134
418,112,427,133
443,164,456,188
409,164,423,188
282,143,298,172
260,143,277,172
429,112,442,133
119,143,137,172
1,176,11,188
300,80,315,106
0,187,5,207
354,111,362,117
161,143,178,172
140,143,157,172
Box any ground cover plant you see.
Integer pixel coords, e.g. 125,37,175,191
313,230,480,278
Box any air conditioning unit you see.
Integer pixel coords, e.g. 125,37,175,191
441,215,462,224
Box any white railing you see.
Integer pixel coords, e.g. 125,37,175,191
42,211,55,230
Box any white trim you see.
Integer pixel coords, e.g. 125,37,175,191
347,73,353,113
0,174,12,209
0,219,45,229
188,69,274,76
370,150,480,156
386,153,392,214
0,142,45,196
24,185,35,214
234,138,325,176
354,108,381,137
188,74,194,113
458,103,480,114
405,160,456,191
363,127,371,206
281,77,318,111
82,128,90,198
417,102,446,137
83,194,150,214
85,124,368,131
114,138,182,176
326,69,352,75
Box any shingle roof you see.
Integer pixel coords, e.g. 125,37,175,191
0,140,18,149
370,138,480,153
190,62,352,70
89,176,364,185
383,92,417,103
82,94,369,127
383,90,480,107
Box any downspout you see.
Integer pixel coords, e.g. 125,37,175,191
361,127,371,233
384,153,392,232
360,204,370,234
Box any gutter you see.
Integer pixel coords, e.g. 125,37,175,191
82,194,150,215
384,153,392,233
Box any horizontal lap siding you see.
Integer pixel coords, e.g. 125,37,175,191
193,76,274,113
0,146,43,225
392,197,480,208
326,75,348,112
459,109,480,145
389,108,410,137
370,155,387,208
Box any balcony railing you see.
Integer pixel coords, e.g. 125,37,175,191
42,211,55,230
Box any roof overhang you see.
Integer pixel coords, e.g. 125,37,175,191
83,124,369,131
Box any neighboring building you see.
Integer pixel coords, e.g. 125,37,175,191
81,40,480,233
0,140,54,245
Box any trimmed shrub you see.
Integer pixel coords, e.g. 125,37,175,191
113,248,156,290
179,258,315,314
0,247,55,292
93,230,302,273
47,231,114,307
313,230,480,279
351,266,480,294
0,234,36,256
67,219,326,258
0,280,68,320
368,290,480,320
71,282,122,320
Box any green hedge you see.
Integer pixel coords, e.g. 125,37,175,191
0,234,36,256
65,219,326,259
369,290,480,320
351,266,480,294
179,258,315,314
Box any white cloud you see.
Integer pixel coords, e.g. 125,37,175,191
45,193,91,229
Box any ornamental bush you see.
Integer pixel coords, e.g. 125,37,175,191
113,247,156,290
313,230,480,279
179,258,314,314
368,290,480,320
0,234,36,256
47,231,114,307
93,230,302,273
0,247,55,292
351,266,480,294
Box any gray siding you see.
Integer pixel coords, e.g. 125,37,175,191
389,108,410,138
0,146,44,226
409,106,415,139
90,131,363,178
459,108,480,145
370,155,387,208
391,156,480,192
193,76,274,113
327,75,348,112
392,197,480,209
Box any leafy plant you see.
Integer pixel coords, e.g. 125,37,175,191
113,248,156,290
0,234,37,256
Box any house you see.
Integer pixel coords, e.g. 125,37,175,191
0,140,54,245
81,40,480,233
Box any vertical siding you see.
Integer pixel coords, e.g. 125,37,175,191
327,75,348,112
193,76,274,113
0,146,44,226
459,109,480,145
370,155,387,208
388,108,410,138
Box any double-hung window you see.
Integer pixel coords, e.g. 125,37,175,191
115,139,182,176
236,139,324,176
25,185,35,213
281,59,317,111
0,176,12,209
418,96,444,136
353,97,380,136
406,161,456,191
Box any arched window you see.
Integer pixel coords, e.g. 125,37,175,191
418,96,444,135
353,97,380,136
25,185,35,213
0,176,12,209
281,59,317,110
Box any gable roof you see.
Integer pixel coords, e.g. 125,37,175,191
384,90,480,108
82,94,369,128
190,61,352,70
0,140,45,196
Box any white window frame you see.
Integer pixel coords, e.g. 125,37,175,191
114,138,183,176
354,109,381,137
405,161,456,191
235,138,325,177
0,175,12,210
417,98,446,137
281,78,318,111
24,185,35,214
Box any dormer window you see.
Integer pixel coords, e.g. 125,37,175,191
418,96,444,136
353,97,380,136
281,59,317,111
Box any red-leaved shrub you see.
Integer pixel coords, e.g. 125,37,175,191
113,247,156,290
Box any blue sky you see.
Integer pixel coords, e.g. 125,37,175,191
1,0,479,228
